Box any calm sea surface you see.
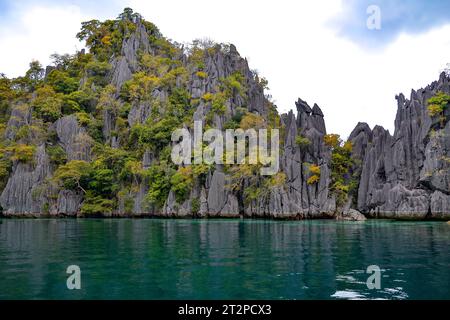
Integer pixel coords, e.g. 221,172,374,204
0,218,449,300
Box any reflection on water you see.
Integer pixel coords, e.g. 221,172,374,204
0,219,449,300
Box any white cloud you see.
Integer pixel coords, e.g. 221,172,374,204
1,0,450,138
0,5,86,77
123,0,450,137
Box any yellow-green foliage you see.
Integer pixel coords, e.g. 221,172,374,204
139,53,188,89
192,163,211,182
240,112,265,130
8,111,45,144
309,164,321,176
159,66,188,89
121,63,188,102
145,161,175,208
191,198,200,214
76,8,162,60
266,172,286,188
227,162,261,192
0,75,14,123
122,159,144,180
428,104,444,117
8,144,36,162
121,72,159,102
328,135,354,207
242,172,287,203
53,160,92,192
32,85,63,122
296,134,311,149
202,72,248,121
80,191,114,215
427,91,450,115
267,102,281,130
141,54,172,75
0,153,11,189
307,175,320,185
46,69,79,94
129,116,181,152
0,75,14,102
84,60,111,87
196,71,208,79
324,134,341,148
202,93,214,102
170,166,194,203
306,163,321,185
427,91,450,127
46,145,67,166
211,92,227,115
220,72,245,97
75,112,91,127
188,46,206,70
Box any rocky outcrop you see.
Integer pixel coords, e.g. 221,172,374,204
0,10,448,220
55,115,92,161
110,16,155,90
4,104,31,141
348,122,372,170
353,72,450,219
337,209,367,221
279,99,334,218
0,145,52,215
56,190,83,216
206,170,240,217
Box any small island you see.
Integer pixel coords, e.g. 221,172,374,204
0,8,448,221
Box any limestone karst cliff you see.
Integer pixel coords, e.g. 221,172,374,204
350,73,450,219
0,9,448,219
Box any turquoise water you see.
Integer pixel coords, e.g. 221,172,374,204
0,218,449,300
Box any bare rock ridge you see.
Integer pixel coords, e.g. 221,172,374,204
351,73,450,219
0,11,448,219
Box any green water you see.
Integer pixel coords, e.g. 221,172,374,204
0,218,449,300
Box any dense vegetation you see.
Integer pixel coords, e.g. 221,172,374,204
324,134,356,208
427,91,450,128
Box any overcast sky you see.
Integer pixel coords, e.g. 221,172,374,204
1,0,449,138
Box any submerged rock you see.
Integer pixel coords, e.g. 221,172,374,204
337,209,367,221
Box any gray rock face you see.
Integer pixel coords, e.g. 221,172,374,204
110,57,132,92
0,145,52,216
1,114,94,216
56,190,82,216
357,125,394,213
4,105,31,140
430,191,450,219
110,17,154,90
337,209,367,221
279,99,333,218
354,72,450,219
349,122,372,166
160,72,449,220
127,89,168,127
206,170,239,217
244,186,296,219
419,121,450,194
55,115,92,161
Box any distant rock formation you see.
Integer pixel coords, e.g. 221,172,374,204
350,73,450,219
